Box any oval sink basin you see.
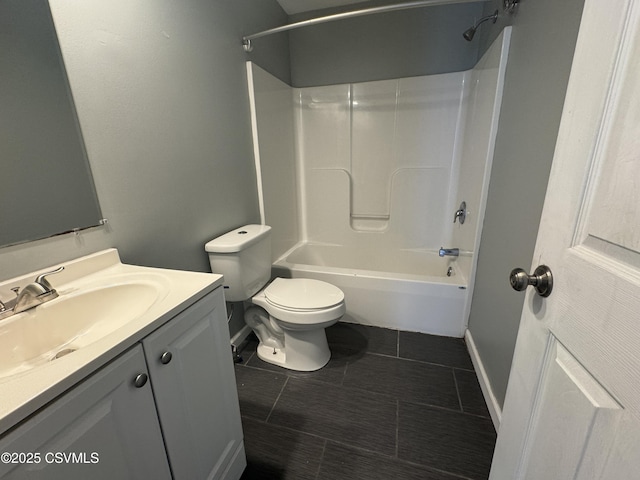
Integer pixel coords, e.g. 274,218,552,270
0,283,160,378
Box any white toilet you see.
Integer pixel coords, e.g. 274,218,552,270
205,225,345,371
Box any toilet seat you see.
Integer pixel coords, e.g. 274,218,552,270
264,278,344,311
252,278,346,326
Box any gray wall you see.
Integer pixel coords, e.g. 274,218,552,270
467,0,585,407
0,0,289,281
288,1,483,87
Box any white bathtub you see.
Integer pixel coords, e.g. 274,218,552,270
272,243,471,337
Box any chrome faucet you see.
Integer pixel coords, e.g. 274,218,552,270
453,201,467,224
439,247,459,257
5,266,65,316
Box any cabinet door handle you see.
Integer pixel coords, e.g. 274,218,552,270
160,351,173,365
134,373,148,388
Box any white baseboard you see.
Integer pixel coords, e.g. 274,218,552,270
465,328,502,431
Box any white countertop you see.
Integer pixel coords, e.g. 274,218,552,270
0,249,223,433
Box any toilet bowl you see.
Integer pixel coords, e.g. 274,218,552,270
245,278,345,371
205,225,346,372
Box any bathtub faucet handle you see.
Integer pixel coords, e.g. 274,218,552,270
439,248,459,257
453,201,467,224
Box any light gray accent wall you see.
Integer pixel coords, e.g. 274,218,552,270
467,0,585,407
0,0,289,281
288,1,484,87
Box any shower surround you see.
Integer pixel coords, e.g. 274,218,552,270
247,29,511,336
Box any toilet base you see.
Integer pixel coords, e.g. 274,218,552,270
255,328,331,372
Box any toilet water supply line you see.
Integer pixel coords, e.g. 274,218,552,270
241,0,489,51
226,303,244,363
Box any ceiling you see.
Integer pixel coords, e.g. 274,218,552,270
276,0,371,15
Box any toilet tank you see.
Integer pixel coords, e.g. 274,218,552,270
205,224,272,302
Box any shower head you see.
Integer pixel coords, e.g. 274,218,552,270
463,10,498,41
462,26,477,41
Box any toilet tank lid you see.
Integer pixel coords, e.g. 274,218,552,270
205,224,271,253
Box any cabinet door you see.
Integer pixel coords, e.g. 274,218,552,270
143,288,245,480
0,345,172,480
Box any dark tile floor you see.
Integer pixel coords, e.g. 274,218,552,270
234,322,496,480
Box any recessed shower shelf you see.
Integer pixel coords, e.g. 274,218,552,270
350,215,390,232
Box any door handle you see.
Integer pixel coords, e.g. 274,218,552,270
510,265,553,297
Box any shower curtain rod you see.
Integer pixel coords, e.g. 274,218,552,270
242,0,487,51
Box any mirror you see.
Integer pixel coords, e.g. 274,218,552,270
0,0,103,247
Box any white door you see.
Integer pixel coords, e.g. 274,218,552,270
490,0,640,478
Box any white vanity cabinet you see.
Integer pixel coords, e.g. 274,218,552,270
0,287,245,480
0,345,173,479
142,287,245,480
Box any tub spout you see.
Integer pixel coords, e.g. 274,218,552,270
439,247,459,257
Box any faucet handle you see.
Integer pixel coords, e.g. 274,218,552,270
453,202,467,225
453,201,467,224
35,266,65,291
1,288,20,313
